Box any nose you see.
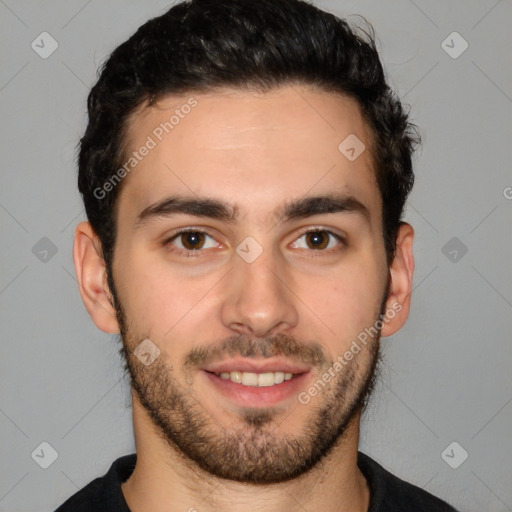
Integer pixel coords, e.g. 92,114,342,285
220,246,299,338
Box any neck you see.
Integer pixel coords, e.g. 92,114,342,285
121,396,370,512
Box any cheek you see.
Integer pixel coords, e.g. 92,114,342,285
114,251,220,346
298,263,384,343
112,249,173,334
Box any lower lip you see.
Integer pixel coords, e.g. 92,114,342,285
202,371,310,408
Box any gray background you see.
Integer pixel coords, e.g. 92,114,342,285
1,1,511,511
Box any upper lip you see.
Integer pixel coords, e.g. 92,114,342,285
201,357,311,375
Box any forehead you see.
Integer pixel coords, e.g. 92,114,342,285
117,85,380,224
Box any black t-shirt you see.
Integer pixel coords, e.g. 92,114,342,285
55,452,459,511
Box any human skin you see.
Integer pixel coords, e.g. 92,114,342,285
73,85,414,512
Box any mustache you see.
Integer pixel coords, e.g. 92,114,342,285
183,333,328,369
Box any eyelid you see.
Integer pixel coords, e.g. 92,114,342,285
293,226,345,240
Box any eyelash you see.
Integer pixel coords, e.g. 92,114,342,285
162,227,345,258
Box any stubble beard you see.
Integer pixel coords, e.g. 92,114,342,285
111,280,384,484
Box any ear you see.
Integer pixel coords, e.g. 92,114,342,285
380,222,415,337
73,221,120,334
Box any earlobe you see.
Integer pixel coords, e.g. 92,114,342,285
381,222,415,337
73,221,120,334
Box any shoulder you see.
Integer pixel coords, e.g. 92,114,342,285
357,452,459,512
54,454,136,512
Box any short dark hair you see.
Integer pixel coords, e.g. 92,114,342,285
78,0,419,283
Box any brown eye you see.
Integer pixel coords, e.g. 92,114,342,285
304,231,330,250
290,230,343,253
179,231,206,250
164,229,219,256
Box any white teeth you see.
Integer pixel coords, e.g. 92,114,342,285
242,372,258,386
216,370,297,387
274,371,285,384
230,371,242,383
257,372,275,387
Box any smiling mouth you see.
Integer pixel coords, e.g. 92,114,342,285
201,361,311,408
209,370,297,387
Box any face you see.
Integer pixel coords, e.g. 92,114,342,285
76,85,413,484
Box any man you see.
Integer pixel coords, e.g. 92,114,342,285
56,0,459,510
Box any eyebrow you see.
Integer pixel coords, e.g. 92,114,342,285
135,193,370,228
